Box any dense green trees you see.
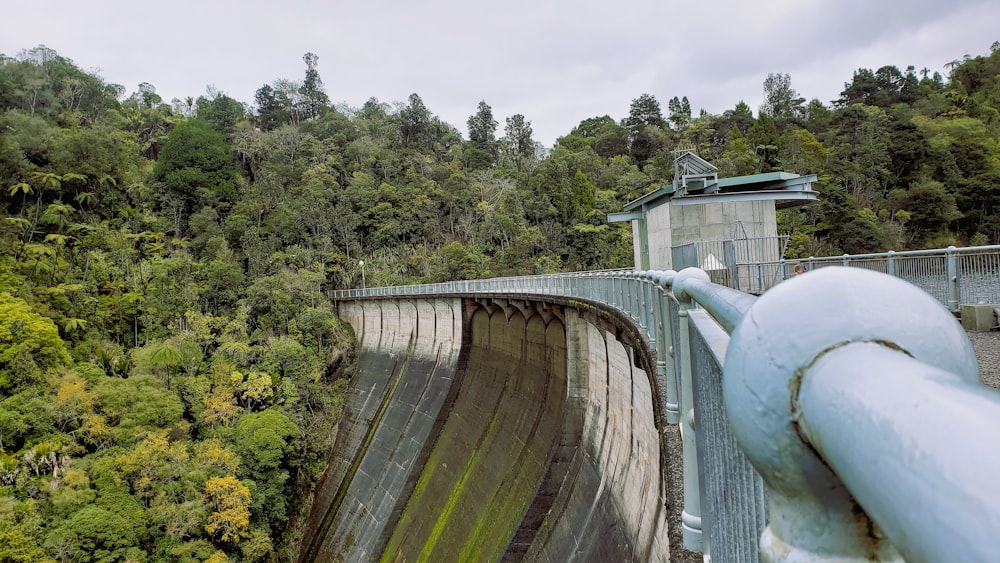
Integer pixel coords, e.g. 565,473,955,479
466,101,499,168
299,53,329,122
760,72,805,121
1,41,999,561
625,93,667,165
0,48,357,561
153,119,242,215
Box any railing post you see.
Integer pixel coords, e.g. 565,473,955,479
886,250,896,277
637,272,650,334
627,274,638,324
946,245,960,310
628,272,642,325
656,271,679,424
672,268,706,552
642,272,654,342
617,275,626,312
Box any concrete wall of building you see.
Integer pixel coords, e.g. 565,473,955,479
638,199,779,270
641,205,674,270
633,220,642,268
669,199,776,245
301,297,671,561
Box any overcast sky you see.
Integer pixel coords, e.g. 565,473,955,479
3,0,998,147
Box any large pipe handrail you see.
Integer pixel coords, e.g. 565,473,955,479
798,344,1000,562
724,266,995,561
671,269,757,333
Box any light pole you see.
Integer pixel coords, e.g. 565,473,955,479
359,260,366,290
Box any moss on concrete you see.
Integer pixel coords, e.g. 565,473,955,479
377,311,566,562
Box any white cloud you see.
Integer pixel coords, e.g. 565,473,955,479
2,0,997,146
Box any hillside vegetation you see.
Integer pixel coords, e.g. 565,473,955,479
1,43,999,561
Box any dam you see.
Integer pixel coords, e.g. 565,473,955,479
301,251,1000,562
301,294,672,561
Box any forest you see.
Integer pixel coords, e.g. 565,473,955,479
1,41,999,561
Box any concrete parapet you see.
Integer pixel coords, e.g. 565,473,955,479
961,304,998,332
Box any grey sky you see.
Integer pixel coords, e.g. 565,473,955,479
3,0,998,146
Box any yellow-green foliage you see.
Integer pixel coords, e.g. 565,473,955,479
204,475,252,542
0,292,71,385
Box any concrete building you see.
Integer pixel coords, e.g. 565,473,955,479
609,151,818,277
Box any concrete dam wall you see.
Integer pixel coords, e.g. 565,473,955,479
301,296,671,561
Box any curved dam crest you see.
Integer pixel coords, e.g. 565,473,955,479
301,296,671,561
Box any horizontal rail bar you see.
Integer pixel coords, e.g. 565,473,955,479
673,269,757,333
797,244,1000,262
797,342,1000,563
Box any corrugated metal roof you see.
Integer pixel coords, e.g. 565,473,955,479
623,172,818,212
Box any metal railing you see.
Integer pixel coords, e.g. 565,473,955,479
328,259,1000,561
672,236,788,293
739,244,1000,308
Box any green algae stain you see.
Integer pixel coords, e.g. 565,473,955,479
458,463,538,562
380,327,565,562
418,446,481,562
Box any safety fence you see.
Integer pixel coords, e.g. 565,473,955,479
329,260,1000,561
733,244,1000,308
671,236,788,291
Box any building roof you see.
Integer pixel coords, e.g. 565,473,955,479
622,171,818,213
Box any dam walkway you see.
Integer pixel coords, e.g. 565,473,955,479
303,253,1000,562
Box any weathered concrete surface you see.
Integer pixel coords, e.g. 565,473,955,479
301,298,463,562
301,297,670,562
961,304,998,332
523,309,670,561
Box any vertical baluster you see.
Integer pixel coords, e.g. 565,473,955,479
673,269,706,551
658,272,679,424
947,245,959,310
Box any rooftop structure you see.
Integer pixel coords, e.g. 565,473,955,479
608,151,819,272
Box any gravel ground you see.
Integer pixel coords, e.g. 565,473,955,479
969,329,1000,389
